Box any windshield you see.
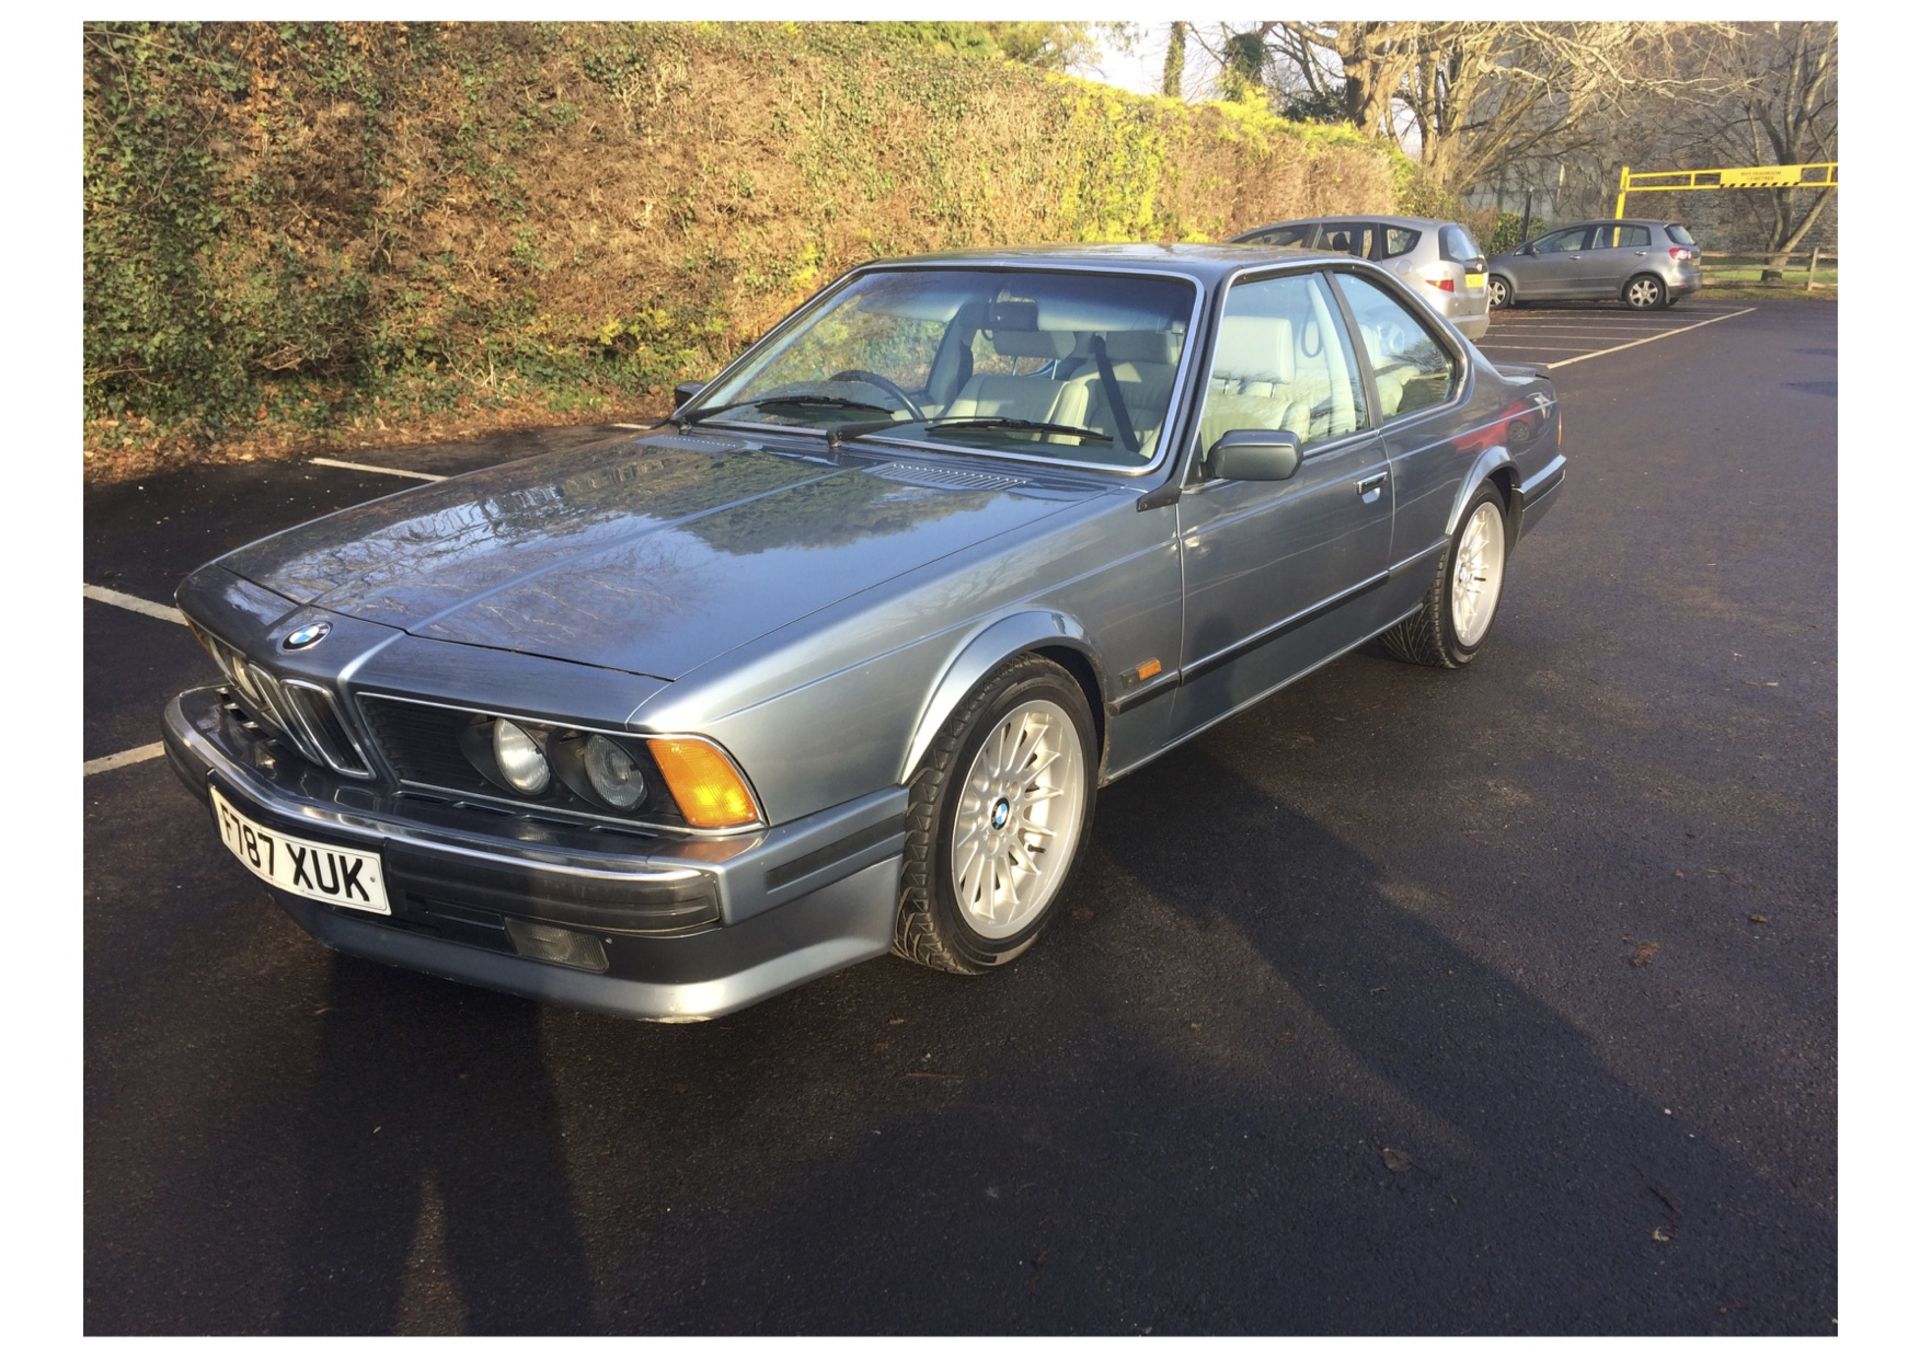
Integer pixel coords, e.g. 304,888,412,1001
691,268,1197,469
1666,224,1697,245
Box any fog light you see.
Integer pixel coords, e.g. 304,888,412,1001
493,719,550,794
504,918,608,973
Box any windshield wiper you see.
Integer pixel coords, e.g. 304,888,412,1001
921,417,1113,445
678,393,896,431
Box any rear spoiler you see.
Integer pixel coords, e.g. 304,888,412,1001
1492,361,1547,380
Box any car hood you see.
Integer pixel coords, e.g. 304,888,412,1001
218,429,1100,680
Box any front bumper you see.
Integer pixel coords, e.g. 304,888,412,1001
163,686,907,1020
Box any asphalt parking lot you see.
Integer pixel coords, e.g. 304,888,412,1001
84,299,1836,1335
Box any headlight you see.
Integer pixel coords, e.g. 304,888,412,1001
492,719,550,794
582,734,647,810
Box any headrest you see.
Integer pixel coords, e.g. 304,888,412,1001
1211,315,1294,384
989,328,1077,359
1097,331,1181,366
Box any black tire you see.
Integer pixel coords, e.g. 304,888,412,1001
1623,273,1667,310
893,654,1097,975
1487,275,1513,309
1382,485,1509,669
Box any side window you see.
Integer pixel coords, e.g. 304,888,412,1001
1245,224,1314,248
1609,224,1651,249
1334,273,1462,421
1198,273,1366,456
1383,227,1422,258
1318,223,1370,259
1533,227,1591,254
968,328,1054,379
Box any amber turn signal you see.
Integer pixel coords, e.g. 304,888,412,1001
647,738,761,829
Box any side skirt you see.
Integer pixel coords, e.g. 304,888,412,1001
1099,601,1424,787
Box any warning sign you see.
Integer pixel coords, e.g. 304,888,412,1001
1716,167,1808,188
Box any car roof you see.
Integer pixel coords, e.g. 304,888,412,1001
863,242,1349,286
1552,219,1682,230
1235,213,1454,235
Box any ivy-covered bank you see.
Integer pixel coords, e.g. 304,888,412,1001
84,22,1432,473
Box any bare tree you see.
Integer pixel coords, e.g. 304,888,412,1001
1182,21,1754,205
1670,22,1838,272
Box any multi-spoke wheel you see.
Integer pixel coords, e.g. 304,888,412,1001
1624,274,1667,310
1449,501,1507,649
1383,484,1511,669
1487,275,1513,309
894,655,1096,974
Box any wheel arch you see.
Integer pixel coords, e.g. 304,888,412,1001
899,612,1107,785
1446,447,1519,537
1623,271,1666,303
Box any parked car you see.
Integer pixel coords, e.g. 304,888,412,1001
1488,219,1702,310
1229,214,1491,340
163,244,1567,1021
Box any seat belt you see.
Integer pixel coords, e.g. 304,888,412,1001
1090,335,1142,455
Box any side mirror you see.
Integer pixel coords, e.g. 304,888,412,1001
673,379,709,409
1206,429,1302,482
1521,243,1537,256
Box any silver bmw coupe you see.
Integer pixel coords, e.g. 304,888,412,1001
164,244,1567,1020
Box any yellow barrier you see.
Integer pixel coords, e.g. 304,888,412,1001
1614,163,1838,218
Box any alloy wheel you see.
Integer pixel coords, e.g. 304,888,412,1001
949,698,1087,940
1451,501,1507,648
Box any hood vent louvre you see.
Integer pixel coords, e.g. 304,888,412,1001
870,461,1029,492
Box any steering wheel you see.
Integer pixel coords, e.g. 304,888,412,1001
830,369,926,422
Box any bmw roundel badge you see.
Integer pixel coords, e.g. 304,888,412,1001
282,621,331,651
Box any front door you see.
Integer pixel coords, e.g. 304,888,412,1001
1517,225,1596,299
1172,269,1396,738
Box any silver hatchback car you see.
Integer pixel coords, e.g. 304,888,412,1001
1230,214,1490,340
1488,219,1702,310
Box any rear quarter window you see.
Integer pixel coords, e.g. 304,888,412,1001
1666,224,1697,245
1383,227,1422,258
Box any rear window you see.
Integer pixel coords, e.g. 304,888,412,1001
1383,226,1422,258
1440,225,1482,262
1666,224,1697,245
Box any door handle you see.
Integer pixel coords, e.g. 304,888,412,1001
1356,473,1388,504
1634,250,1649,256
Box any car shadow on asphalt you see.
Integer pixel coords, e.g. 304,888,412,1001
256,744,1834,1333
275,954,594,1335
599,739,1837,1333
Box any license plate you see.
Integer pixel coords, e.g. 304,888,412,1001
1464,272,1487,290
210,786,390,914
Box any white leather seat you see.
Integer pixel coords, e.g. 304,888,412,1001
1199,315,1312,451
945,329,1088,428
1065,331,1181,460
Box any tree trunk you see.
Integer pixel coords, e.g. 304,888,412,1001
1763,186,1835,278
1161,22,1186,98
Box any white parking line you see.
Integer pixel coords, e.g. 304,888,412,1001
1537,306,1756,370
84,741,167,776
612,423,653,430
309,457,445,482
83,583,186,626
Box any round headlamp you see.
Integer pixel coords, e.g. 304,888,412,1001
492,719,550,795
582,734,647,810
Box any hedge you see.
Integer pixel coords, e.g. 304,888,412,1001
84,21,1428,465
